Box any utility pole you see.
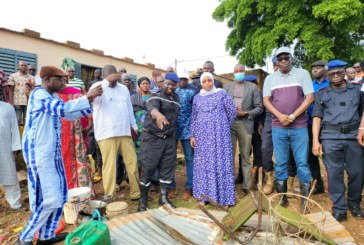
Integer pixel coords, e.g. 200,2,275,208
174,58,177,73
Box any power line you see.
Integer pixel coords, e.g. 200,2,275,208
177,55,232,63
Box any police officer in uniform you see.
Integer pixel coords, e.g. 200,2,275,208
312,60,364,221
138,73,181,212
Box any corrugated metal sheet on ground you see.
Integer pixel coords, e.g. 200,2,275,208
304,211,356,244
106,207,356,245
106,207,222,245
107,212,182,245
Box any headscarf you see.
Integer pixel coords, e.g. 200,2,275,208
199,72,222,96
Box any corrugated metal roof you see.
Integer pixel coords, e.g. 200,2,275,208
106,207,223,245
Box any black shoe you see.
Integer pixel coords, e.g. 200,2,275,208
15,238,33,245
159,185,176,208
332,211,347,222
274,180,288,207
37,232,68,245
348,204,364,219
312,186,325,195
241,189,249,196
235,176,243,184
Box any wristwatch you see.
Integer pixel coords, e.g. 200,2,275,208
289,114,296,120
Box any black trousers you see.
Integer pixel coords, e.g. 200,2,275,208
116,155,127,185
252,125,262,168
322,139,363,213
87,131,103,169
261,113,297,176
139,132,177,187
308,124,324,189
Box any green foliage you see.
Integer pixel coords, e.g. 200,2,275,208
213,0,364,67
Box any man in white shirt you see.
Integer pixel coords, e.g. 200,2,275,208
90,65,140,200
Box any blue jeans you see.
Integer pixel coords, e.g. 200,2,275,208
170,139,194,189
272,127,311,184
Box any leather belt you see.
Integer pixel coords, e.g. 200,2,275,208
323,123,359,134
143,129,170,139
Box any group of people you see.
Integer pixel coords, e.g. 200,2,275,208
1,49,364,244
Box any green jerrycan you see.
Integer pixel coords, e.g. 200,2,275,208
65,210,111,245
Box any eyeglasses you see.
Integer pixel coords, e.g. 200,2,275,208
276,56,291,62
327,70,345,77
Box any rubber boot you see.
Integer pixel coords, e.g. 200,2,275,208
300,183,311,214
263,171,274,195
287,176,295,198
137,185,149,212
159,185,176,208
274,180,288,207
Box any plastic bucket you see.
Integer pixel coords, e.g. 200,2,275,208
64,187,91,224
68,187,91,202
106,202,128,219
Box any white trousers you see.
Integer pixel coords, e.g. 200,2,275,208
20,206,63,242
3,183,22,209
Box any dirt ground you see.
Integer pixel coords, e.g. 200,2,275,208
1,149,364,244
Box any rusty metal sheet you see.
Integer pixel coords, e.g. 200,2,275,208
105,207,223,245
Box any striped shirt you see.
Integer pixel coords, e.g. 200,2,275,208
67,78,85,91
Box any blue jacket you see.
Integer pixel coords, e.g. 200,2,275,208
175,84,198,140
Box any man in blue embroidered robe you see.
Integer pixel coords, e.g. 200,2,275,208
18,66,102,245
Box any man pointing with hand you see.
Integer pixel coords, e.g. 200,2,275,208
138,73,181,212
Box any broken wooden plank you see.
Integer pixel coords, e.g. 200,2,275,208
221,194,257,241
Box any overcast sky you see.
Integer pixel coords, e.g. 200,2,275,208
0,0,265,74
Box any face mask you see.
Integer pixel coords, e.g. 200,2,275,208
234,73,245,82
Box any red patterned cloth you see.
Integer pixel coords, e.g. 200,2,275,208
0,70,9,102
58,87,93,191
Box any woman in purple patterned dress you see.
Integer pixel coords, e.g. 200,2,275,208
190,72,237,206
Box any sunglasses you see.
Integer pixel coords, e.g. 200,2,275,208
28,69,35,71
124,79,131,81
276,56,291,62
328,70,345,77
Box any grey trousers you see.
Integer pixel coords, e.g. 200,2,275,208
230,120,252,190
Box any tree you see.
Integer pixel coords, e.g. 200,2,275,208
213,0,364,68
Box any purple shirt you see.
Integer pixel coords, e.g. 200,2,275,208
263,67,313,128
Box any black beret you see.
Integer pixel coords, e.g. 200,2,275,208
310,60,326,67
